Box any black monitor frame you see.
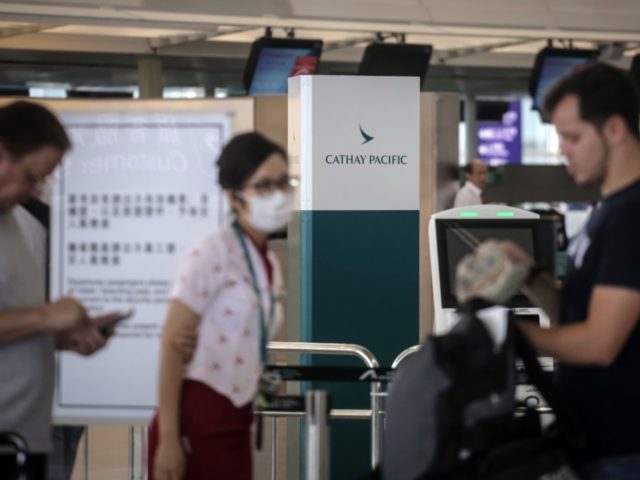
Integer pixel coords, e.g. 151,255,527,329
528,47,599,119
435,218,546,309
67,90,134,98
242,36,323,93
630,53,640,88
476,100,511,122
357,42,433,83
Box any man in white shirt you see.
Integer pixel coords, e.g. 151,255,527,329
454,159,488,207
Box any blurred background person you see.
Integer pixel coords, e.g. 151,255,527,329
454,158,488,207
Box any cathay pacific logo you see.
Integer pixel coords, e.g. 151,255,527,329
359,124,374,144
322,123,408,166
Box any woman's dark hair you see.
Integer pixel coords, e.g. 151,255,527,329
0,101,71,159
217,132,287,190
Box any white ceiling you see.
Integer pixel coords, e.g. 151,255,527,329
0,0,638,68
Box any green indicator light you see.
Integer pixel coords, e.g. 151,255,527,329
496,211,516,217
459,211,479,217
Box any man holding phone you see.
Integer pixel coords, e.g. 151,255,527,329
0,101,119,478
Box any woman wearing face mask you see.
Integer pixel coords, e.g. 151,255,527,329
148,132,293,480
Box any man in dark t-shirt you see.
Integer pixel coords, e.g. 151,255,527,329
560,183,640,463
503,63,640,479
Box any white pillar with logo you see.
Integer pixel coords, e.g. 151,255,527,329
287,75,420,478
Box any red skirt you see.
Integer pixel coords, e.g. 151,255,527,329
148,379,253,480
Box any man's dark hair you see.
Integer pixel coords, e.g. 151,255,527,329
0,101,71,159
217,132,287,190
463,163,473,175
544,63,640,140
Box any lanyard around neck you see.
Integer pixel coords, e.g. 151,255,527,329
232,221,275,364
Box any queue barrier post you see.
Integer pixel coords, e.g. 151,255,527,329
266,341,382,469
305,390,330,480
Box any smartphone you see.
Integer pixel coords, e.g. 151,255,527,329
96,308,135,337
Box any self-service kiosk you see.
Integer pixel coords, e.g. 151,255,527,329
429,205,554,406
429,205,553,334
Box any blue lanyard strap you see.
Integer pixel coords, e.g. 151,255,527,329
232,221,275,364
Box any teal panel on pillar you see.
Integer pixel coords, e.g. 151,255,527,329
288,75,421,479
299,209,418,479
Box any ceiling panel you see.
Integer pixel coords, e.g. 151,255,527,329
0,0,638,93
49,25,202,38
425,6,552,29
290,0,431,22
0,32,152,54
554,13,640,32
548,0,640,13
24,0,142,5
146,0,294,17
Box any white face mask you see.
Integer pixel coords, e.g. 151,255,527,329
242,190,294,233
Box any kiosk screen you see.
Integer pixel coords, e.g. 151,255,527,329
435,219,544,308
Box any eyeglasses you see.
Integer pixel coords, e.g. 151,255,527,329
22,166,50,190
243,175,299,196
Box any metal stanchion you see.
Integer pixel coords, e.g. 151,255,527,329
83,428,89,480
128,426,134,480
391,345,421,369
140,426,148,480
271,417,277,480
305,390,330,480
267,341,381,468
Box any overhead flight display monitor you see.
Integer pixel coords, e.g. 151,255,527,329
243,36,323,95
630,53,640,88
529,47,598,120
357,43,433,84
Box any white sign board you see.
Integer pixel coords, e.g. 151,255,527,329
51,109,232,423
288,75,420,212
